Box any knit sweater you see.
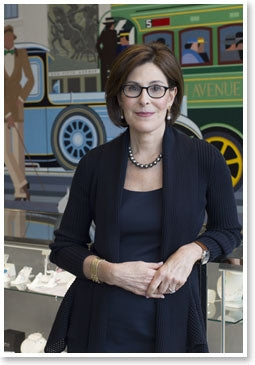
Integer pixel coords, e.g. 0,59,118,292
45,125,242,353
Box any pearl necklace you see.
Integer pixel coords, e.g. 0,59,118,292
128,146,163,169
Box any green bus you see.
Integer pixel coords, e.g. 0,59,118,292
107,4,243,191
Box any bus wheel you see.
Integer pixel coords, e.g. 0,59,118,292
203,131,243,191
51,105,106,170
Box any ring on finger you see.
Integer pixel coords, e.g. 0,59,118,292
166,287,176,294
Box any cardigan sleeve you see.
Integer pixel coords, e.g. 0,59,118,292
49,155,94,278
195,146,242,261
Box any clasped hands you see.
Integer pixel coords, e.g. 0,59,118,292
95,243,202,299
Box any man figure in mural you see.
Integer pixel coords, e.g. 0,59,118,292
4,25,34,201
96,17,117,90
225,32,243,61
182,37,209,64
117,30,130,55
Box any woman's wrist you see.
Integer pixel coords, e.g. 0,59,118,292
83,255,116,285
97,260,116,285
189,242,203,261
178,242,203,263
83,255,97,279
90,257,105,283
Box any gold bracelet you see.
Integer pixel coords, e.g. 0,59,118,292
90,256,105,284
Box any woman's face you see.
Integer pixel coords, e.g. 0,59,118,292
118,62,177,135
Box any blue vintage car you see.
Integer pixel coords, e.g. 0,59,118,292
19,43,202,171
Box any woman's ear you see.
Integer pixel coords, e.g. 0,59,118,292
117,93,122,108
167,87,177,108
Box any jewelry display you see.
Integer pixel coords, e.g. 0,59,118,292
10,266,33,291
217,270,243,308
128,146,163,169
207,289,217,319
6,247,75,297
4,269,12,289
4,254,16,288
27,268,75,297
20,332,47,353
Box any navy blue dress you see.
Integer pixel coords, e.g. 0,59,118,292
105,188,162,353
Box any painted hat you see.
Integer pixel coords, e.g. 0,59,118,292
4,24,17,39
187,37,206,44
197,37,206,44
119,30,129,37
103,17,115,25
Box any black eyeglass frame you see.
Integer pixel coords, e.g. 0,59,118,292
121,84,175,99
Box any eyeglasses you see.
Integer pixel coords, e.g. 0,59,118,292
122,84,175,99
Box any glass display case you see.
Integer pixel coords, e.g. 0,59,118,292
4,208,75,299
207,245,243,353
4,208,243,353
4,209,66,352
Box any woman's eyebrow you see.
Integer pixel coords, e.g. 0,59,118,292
124,80,166,85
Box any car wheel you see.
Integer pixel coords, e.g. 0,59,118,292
203,129,243,191
51,105,106,170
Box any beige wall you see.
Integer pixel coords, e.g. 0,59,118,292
5,4,48,47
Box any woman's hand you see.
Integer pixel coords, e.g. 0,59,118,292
83,255,164,297
145,243,203,298
108,261,165,298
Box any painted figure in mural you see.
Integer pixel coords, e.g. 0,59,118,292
4,25,34,201
117,30,130,55
225,31,243,61
96,17,117,90
45,43,241,353
182,37,209,64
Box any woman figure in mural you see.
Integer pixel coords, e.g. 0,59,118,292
96,17,117,91
4,25,34,201
45,43,241,353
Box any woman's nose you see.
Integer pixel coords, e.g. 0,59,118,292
138,88,150,105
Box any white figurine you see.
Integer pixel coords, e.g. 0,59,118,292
20,332,47,353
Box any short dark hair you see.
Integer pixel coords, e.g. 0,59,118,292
105,42,184,127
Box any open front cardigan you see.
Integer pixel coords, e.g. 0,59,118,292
45,125,242,353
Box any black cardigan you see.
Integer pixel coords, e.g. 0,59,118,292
45,125,242,353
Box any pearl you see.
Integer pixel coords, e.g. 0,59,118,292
128,146,163,169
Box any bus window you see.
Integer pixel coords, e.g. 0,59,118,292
52,79,62,94
218,24,243,64
67,77,80,92
180,27,212,66
143,31,174,51
85,77,97,92
26,57,44,102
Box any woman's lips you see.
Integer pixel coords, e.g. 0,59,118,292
135,112,154,117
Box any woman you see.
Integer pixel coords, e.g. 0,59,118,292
45,43,242,353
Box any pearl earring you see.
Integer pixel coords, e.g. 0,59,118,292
120,110,124,121
166,107,171,121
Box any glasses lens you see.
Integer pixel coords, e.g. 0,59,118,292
148,85,166,98
123,84,141,97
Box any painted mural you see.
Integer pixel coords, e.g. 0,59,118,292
4,4,243,223
48,5,98,71
4,25,34,201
